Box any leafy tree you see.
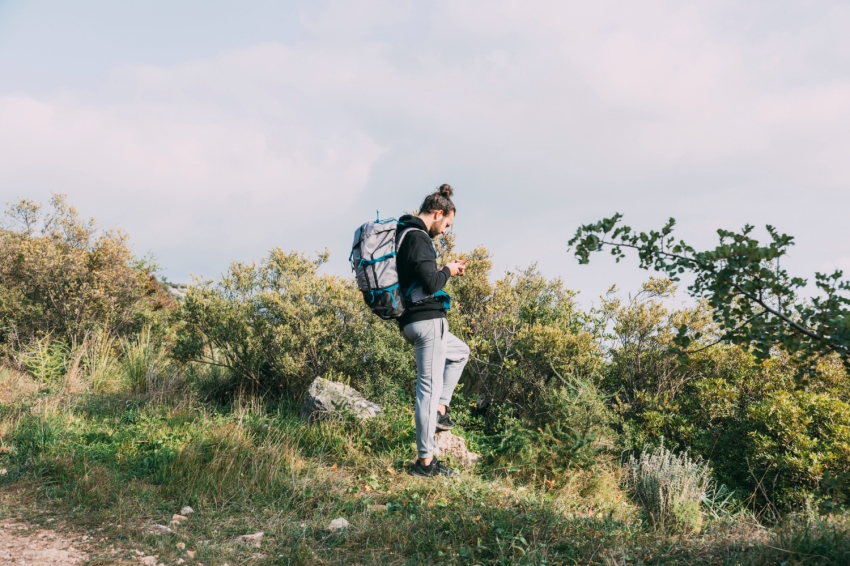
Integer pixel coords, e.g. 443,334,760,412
569,214,850,370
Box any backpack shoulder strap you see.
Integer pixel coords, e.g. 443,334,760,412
396,227,429,252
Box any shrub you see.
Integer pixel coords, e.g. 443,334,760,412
747,390,850,509
16,336,71,382
79,329,122,391
623,443,712,532
0,195,173,348
173,249,414,400
601,279,850,510
486,378,618,482
444,244,603,422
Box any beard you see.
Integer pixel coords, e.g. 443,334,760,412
428,219,444,238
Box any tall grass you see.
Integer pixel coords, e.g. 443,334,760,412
121,327,173,394
164,422,303,507
79,329,121,391
623,443,712,532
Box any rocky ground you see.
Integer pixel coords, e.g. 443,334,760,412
0,517,193,566
0,519,89,565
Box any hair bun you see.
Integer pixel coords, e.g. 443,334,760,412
437,184,454,198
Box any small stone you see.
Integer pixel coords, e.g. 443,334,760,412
186,550,196,558
233,531,264,547
177,560,185,565
146,524,174,535
327,517,350,531
180,506,195,515
140,557,157,566
176,542,186,550
172,514,188,523
0,469,6,475
368,504,387,513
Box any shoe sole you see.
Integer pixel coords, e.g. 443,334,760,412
408,469,460,479
410,472,459,479
435,424,454,432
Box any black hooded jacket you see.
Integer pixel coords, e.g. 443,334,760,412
396,214,451,328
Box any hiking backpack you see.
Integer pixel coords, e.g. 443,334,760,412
350,215,450,319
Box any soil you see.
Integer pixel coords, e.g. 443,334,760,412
0,519,88,565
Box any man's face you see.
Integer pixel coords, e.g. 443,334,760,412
428,210,454,238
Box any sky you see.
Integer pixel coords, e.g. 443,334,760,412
1,0,849,306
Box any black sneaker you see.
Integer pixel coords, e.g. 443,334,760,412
436,411,455,431
409,457,459,478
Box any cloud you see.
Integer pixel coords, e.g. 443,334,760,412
1,0,849,295
0,56,387,267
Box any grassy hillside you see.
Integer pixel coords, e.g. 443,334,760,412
2,196,850,564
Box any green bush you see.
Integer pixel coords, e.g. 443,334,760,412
747,390,850,508
600,279,850,511
17,336,71,382
121,326,170,393
485,378,618,481
0,195,173,349
173,249,414,401
446,249,603,420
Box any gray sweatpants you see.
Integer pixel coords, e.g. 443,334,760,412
403,318,470,460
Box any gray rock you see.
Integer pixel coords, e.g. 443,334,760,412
327,517,350,531
301,377,383,422
435,431,480,469
179,506,194,515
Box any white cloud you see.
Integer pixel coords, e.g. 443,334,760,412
1,0,849,294
0,60,387,263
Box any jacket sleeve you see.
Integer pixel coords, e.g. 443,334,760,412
406,232,450,294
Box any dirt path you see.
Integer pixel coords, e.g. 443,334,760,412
0,519,89,565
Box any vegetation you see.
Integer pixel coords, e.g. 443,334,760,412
569,214,850,369
1,196,849,564
622,444,712,533
0,195,172,348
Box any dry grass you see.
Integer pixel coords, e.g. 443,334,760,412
0,366,40,406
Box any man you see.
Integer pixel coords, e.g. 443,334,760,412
396,184,470,478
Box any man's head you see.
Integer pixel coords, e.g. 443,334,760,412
418,184,456,238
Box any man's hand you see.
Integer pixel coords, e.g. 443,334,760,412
445,259,467,277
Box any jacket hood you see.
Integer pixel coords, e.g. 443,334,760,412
398,214,428,232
